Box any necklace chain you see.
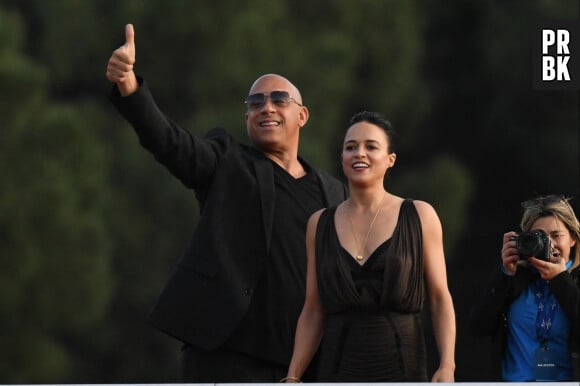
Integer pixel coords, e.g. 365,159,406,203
347,193,387,262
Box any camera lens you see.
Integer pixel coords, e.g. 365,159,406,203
516,230,550,260
519,232,544,255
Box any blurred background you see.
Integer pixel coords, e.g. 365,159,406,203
0,0,578,383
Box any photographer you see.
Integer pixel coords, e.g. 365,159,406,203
470,194,580,381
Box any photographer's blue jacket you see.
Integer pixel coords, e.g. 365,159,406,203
470,264,580,381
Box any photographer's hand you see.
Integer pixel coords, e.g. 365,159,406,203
528,257,566,280
500,231,519,276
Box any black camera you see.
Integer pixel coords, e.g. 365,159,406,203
510,229,551,261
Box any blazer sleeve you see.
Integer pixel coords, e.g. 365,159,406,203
109,78,230,190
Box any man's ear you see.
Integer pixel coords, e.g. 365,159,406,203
299,106,309,128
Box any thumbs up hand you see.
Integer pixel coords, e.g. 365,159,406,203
106,24,138,96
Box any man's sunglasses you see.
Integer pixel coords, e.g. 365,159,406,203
244,91,302,111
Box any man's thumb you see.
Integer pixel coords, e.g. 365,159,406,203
125,23,135,47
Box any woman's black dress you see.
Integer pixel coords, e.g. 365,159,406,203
314,199,428,382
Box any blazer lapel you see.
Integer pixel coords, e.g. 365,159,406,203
311,168,347,206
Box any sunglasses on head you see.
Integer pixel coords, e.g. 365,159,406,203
521,194,570,210
244,91,302,111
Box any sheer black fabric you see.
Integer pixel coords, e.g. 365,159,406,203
314,199,428,381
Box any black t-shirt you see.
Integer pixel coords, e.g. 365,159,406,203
225,160,325,365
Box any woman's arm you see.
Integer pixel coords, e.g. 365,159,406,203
415,200,456,382
284,210,326,382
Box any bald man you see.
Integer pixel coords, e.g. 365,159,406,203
107,24,346,382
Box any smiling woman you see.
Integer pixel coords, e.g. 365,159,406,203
284,111,457,382
341,116,397,188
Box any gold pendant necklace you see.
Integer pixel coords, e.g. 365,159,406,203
347,193,386,261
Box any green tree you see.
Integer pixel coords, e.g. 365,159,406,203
0,6,112,382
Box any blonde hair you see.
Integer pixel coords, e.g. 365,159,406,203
520,194,580,271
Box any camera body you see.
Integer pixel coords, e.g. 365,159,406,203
510,229,551,261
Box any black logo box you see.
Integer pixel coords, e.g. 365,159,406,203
532,21,580,90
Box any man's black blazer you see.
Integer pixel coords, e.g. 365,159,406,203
110,80,347,350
